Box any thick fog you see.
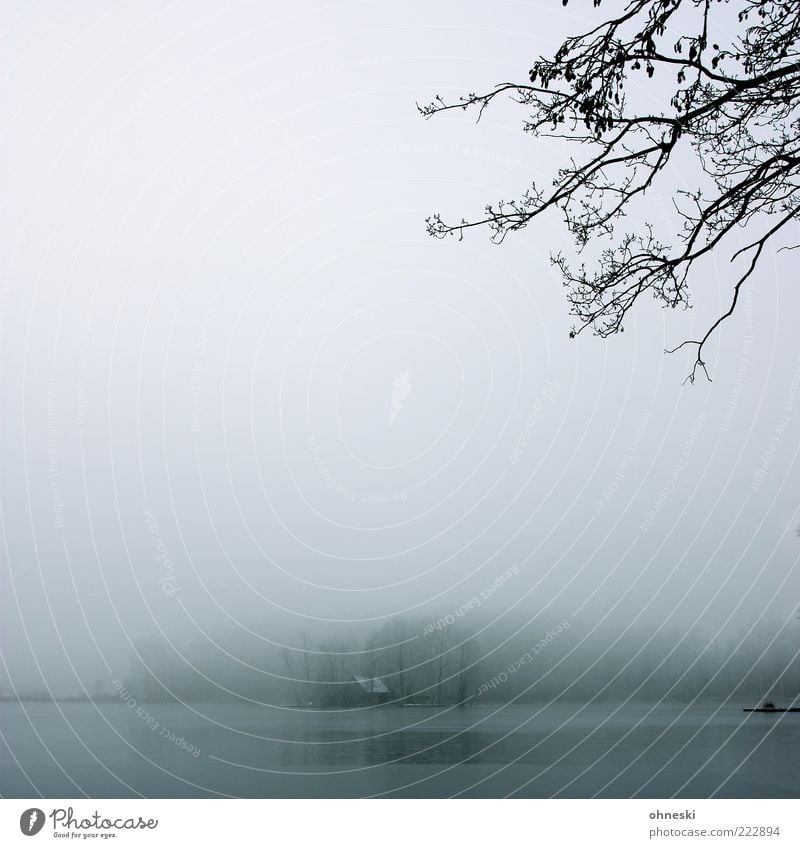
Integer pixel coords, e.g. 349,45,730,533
1,0,799,704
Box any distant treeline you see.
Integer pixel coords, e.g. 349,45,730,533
109,612,800,707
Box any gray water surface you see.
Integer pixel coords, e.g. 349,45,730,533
1,701,798,798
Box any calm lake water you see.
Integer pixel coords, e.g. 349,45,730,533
1,701,798,798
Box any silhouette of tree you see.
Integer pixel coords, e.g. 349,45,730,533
422,0,800,382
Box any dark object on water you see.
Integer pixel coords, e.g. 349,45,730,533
743,701,800,713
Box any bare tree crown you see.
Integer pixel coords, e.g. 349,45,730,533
422,0,800,382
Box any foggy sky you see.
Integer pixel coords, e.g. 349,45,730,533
1,0,799,695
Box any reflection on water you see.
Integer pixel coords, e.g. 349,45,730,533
1,701,798,798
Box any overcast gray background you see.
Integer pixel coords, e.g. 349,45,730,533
1,0,799,695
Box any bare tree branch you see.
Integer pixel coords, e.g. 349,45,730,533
423,0,800,381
